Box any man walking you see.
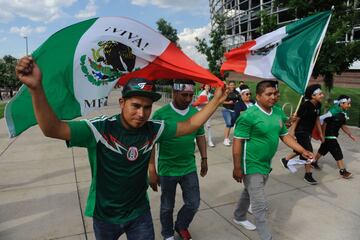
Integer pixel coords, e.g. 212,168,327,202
16,56,228,240
149,80,207,240
232,80,313,240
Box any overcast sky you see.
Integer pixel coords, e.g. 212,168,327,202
0,0,211,67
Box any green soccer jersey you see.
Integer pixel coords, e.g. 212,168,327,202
67,114,176,224
234,104,288,175
152,103,205,176
274,104,288,123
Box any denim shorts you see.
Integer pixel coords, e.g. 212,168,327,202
222,108,237,128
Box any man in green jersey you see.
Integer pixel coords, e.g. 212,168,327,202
149,80,208,240
232,80,313,240
15,56,228,240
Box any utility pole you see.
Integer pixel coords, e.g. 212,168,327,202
24,36,28,55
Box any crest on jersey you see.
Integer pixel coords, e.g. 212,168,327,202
127,146,139,161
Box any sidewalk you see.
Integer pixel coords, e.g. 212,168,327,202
0,89,359,240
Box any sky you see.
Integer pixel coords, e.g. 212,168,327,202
0,0,212,67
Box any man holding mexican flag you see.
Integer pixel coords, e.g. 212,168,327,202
15,56,228,240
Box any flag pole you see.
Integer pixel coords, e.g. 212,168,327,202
293,8,333,115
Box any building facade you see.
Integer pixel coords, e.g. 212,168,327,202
209,0,360,52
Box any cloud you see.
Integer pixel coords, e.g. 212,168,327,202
178,24,211,67
35,26,47,33
0,0,76,22
10,25,47,37
10,26,32,37
0,8,13,22
0,37,6,42
131,0,208,13
75,0,97,19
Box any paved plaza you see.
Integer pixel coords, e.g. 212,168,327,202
0,89,359,240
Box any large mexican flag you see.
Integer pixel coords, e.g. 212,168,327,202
221,10,332,94
6,17,223,138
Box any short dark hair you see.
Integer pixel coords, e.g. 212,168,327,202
173,79,195,85
337,94,350,101
239,84,249,91
256,80,277,95
304,84,321,100
228,80,236,85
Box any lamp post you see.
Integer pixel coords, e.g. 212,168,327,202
24,36,28,55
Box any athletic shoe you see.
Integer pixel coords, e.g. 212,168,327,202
223,138,231,146
233,219,256,231
248,204,253,214
311,160,321,170
280,157,288,169
175,228,192,240
304,173,318,185
340,169,352,179
164,237,175,240
208,140,215,147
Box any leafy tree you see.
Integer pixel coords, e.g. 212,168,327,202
274,1,360,91
1,55,19,98
257,10,278,34
156,18,180,47
195,14,227,79
155,18,181,86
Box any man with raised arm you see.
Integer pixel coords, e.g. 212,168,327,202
15,56,228,240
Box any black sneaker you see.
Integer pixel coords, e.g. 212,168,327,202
304,173,318,185
340,169,352,179
280,157,288,169
311,161,321,170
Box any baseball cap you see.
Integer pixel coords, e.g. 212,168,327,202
122,78,162,102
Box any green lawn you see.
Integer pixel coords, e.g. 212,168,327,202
243,81,360,127
0,102,5,119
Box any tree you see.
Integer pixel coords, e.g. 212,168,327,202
274,1,360,91
195,14,227,79
156,18,180,47
1,55,18,98
257,10,278,34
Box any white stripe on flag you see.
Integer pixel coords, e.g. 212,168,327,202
244,26,287,78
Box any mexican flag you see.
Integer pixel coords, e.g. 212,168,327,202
6,17,223,138
221,10,332,94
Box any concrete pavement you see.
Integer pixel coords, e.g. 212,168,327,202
0,89,359,240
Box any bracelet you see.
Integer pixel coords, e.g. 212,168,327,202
201,157,207,160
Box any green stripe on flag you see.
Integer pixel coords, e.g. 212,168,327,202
5,18,98,137
271,11,331,94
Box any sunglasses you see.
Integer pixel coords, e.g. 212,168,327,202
244,93,251,96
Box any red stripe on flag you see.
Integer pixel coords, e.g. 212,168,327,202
192,95,208,107
220,40,256,75
119,43,224,87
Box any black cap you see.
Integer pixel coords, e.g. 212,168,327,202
122,78,161,102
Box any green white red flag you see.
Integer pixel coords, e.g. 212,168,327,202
6,17,223,137
221,10,332,94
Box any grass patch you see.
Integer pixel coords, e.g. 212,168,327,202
0,102,6,119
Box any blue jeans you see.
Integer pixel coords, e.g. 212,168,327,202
93,210,154,240
160,171,200,238
234,174,272,240
221,108,236,128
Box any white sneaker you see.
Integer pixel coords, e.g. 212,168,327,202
164,237,175,240
233,219,256,230
248,204,253,214
208,140,215,147
223,138,231,146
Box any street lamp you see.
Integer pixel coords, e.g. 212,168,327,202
24,36,28,55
